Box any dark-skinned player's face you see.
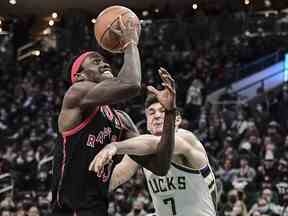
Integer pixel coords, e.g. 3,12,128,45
81,53,114,82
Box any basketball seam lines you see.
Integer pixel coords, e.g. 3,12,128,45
99,10,131,52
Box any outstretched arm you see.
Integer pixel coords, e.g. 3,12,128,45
89,68,176,176
108,155,139,192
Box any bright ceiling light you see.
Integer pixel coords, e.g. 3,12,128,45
9,0,16,5
52,12,58,19
49,20,54,26
32,50,40,56
142,10,149,17
192,3,198,10
244,0,250,5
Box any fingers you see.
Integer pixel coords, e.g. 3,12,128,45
109,25,122,36
158,67,175,91
159,67,174,83
118,15,126,31
126,17,135,30
147,85,160,96
89,152,112,175
162,83,176,94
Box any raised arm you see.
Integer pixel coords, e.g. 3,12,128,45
63,16,141,111
89,68,176,176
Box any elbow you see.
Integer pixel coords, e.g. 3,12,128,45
124,83,141,96
129,83,141,92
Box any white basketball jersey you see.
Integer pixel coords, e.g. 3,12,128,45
143,162,217,216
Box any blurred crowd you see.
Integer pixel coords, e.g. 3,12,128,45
0,17,287,216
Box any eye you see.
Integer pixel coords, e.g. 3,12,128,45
93,59,101,64
148,110,155,115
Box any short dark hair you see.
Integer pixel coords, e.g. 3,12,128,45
144,94,159,110
144,93,182,116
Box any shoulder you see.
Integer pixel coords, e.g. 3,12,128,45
176,129,199,143
176,129,207,154
63,81,95,108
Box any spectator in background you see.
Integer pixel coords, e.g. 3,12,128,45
27,205,40,216
221,189,248,216
232,156,256,191
127,199,147,216
185,78,204,124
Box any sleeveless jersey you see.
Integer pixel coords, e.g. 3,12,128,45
143,162,217,216
52,105,124,211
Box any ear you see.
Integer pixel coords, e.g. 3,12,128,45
175,115,182,128
76,73,87,81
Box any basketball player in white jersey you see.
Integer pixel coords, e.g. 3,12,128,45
89,69,217,216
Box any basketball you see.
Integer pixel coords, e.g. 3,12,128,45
94,6,141,53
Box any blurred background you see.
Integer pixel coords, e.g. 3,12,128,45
1,0,288,215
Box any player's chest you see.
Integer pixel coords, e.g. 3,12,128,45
84,106,123,149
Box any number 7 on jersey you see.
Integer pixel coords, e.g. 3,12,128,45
163,197,177,215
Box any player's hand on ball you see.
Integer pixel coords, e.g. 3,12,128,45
89,143,117,175
110,15,139,48
147,67,176,112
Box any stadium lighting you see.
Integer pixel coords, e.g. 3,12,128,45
142,10,149,17
9,0,16,5
154,8,159,13
91,19,96,24
0,28,2,32
32,50,41,56
43,28,51,35
244,0,250,5
52,12,58,19
264,0,271,7
192,3,198,10
49,20,54,26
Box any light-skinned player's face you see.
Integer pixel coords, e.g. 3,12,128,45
146,102,165,136
81,53,114,82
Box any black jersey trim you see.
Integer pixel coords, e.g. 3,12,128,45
61,107,100,137
171,162,200,174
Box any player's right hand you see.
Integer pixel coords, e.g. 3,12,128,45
89,143,117,176
147,67,176,112
110,15,139,47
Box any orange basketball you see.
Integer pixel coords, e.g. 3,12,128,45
94,5,141,53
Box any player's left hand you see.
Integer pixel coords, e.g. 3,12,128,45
147,67,176,111
89,143,117,175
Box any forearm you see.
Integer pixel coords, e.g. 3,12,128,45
115,134,159,155
118,44,141,86
109,156,139,192
154,111,176,174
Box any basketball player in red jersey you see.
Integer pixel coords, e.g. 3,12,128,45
51,15,176,216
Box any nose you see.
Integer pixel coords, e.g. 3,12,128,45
102,62,110,68
154,111,162,119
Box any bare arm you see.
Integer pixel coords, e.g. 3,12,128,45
129,111,176,176
63,45,141,112
174,129,209,169
79,43,141,109
89,108,175,177
108,155,139,192
63,16,141,111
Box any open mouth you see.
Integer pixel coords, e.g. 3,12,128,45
103,70,113,77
